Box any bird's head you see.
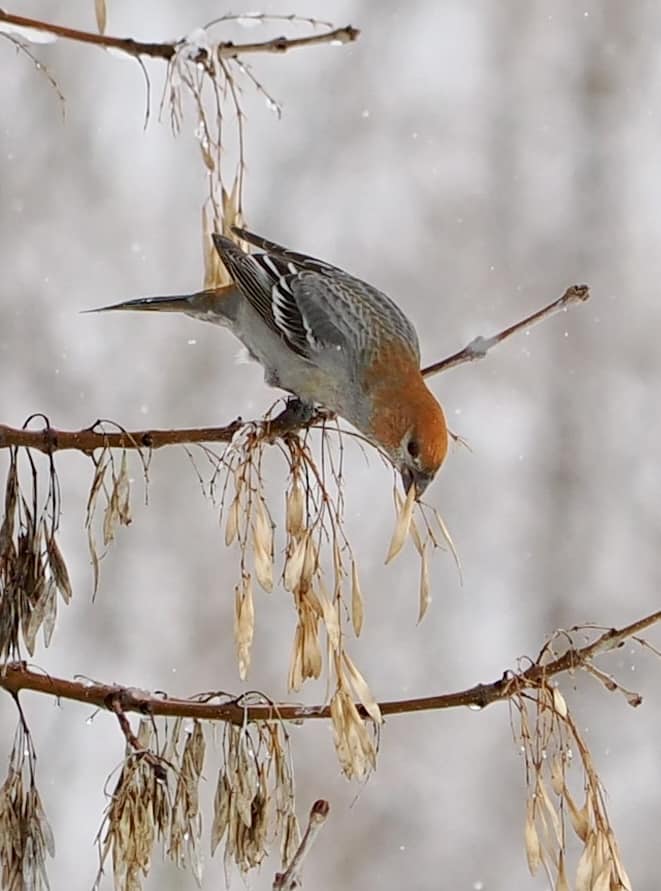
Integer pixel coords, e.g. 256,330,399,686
395,390,448,497
366,364,449,498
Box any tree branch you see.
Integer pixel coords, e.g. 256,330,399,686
273,800,330,891
421,283,590,378
0,10,359,61
2,610,658,724
0,407,329,455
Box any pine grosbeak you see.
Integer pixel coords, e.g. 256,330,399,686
91,227,448,496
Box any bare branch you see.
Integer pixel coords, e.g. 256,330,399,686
273,800,330,891
0,406,330,455
2,610,659,724
0,10,359,61
421,284,590,378
107,691,168,780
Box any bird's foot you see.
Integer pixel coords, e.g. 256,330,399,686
265,398,317,439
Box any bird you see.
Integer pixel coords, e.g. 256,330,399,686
89,227,448,497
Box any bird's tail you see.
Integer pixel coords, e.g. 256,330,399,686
84,286,236,316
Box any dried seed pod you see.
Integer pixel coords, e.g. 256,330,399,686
536,778,562,848
342,652,381,723
385,485,415,564
47,533,72,604
224,496,240,547
574,832,595,891
288,625,304,692
524,799,542,875
552,687,568,719
286,479,305,538
432,506,463,581
252,539,273,593
318,584,340,654
350,560,363,637
550,755,565,797
253,497,273,559
234,575,255,680
555,852,569,891
330,687,376,779
417,544,431,623
564,789,589,843
284,532,308,592
302,533,320,582
590,865,612,891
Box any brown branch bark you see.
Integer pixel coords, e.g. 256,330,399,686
0,419,243,455
0,10,359,60
0,407,326,455
2,610,658,724
273,800,330,890
421,283,590,378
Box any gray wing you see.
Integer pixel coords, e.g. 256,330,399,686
212,231,420,364
291,270,420,363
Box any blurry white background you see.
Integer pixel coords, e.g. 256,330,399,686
1,1,660,889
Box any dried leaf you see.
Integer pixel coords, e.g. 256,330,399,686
409,515,424,556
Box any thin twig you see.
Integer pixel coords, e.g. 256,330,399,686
2,610,658,724
107,691,167,780
273,800,330,890
0,10,359,61
421,284,590,378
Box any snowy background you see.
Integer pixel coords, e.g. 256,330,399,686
2,1,661,889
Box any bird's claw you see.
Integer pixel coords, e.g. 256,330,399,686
264,398,317,440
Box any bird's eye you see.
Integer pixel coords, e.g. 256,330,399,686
407,438,420,460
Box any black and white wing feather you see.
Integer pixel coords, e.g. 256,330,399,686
211,229,420,364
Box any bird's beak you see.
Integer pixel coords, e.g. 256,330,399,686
400,466,432,499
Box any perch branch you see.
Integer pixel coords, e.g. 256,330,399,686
0,10,359,60
0,408,326,455
2,610,658,724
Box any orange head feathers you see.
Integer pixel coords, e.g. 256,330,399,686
364,347,448,497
